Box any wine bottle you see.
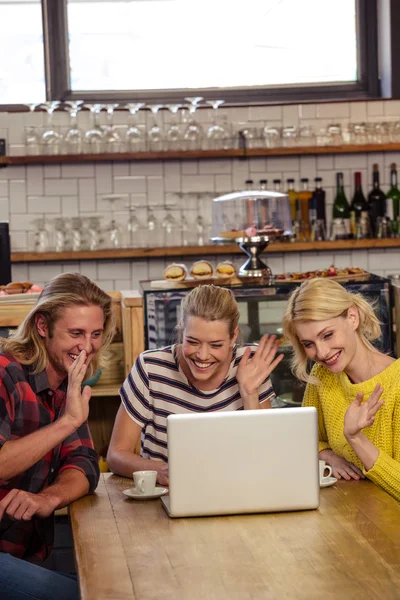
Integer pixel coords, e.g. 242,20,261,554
350,172,369,238
313,177,326,227
297,178,312,239
332,172,350,239
286,178,297,223
273,179,281,192
386,163,400,222
368,164,386,237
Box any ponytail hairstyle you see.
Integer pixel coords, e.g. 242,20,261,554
176,284,240,342
283,278,381,383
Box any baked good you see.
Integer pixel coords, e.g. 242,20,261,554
164,263,188,282
5,282,25,294
190,260,213,279
216,261,236,279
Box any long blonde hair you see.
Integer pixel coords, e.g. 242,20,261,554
176,284,240,341
0,273,115,378
283,278,381,383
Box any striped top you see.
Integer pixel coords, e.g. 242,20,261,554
120,344,275,462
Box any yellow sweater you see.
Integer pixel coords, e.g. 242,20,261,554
303,359,400,502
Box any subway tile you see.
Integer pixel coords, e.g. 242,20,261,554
0,197,9,220
97,195,127,213
27,166,44,195
114,176,146,194
0,165,26,181
9,180,27,214
79,178,96,212
12,263,30,281
283,253,301,273
79,262,98,280
316,102,350,119
350,101,367,122
44,165,61,179
147,176,164,206
249,157,267,174
299,104,316,120
333,154,367,170
27,195,61,214
10,145,26,157
182,160,199,175
130,259,149,285
367,101,385,118
61,263,80,274
10,213,41,231
299,155,317,179
8,113,24,145
383,100,400,117
301,252,334,271
96,279,115,291
95,163,113,194
98,260,131,280
199,159,232,175
113,163,130,177
316,155,334,170
0,181,8,197
130,161,163,176
28,264,65,284
61,164,95,178
374,248,400,270
215,174,233,193
232,158,250,190
115,279,132,290
61,196,79,216
181,174,214,193
267,156,298,173
350,250,369,270
282,105,299,126
45,178,78,196
331,252,351,268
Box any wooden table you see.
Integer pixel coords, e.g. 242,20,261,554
70,473,400,600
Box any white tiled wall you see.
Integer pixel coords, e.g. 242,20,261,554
2,99,400,290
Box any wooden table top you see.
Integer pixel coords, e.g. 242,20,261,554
69,473,400,600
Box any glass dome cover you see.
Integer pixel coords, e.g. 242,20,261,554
211,189,292,240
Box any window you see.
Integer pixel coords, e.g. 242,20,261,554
0,0,46,104
66,0,358,92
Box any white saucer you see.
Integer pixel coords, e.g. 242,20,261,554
122,486,169,500
320,476,337,488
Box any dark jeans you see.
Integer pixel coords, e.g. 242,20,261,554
0,553,79,600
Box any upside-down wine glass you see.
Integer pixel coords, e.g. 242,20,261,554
206,99,226,149
125,103,145,152
84,104,105,153
103,104,121,153
183,96,204,150
64,100,84,154
147,105,164,151
23,103,41,155
41,101,62,155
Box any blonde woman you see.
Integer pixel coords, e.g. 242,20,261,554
283,278,400,502
108,284,283,485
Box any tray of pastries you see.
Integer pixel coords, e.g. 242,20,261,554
0,282,43,303
150,260,243,288
275,266,368,282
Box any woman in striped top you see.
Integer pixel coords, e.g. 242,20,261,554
107,285,283,485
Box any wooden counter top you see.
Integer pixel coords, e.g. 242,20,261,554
70,473,400,600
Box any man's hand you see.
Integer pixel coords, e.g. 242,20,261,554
64,350,92,430
344,384,384,440
237,335,284,398
0,489,59,521
156,464,169,486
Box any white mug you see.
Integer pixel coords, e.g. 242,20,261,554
133,470,157,495
319,460,333,483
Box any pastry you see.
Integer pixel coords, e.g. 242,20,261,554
5,282,25,294
190,260,213,279
164,263,188,282
215,261,236,279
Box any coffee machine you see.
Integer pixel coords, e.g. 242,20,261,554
0,222,11,285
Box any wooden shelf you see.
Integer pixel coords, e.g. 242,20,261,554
2,143,400,165
11,238,400,264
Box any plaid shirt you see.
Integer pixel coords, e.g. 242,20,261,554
0,353,100,564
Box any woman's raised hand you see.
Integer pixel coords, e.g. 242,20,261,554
344,384,384,439
237,334,284,397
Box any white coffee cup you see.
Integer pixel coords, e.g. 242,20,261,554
319,460,333,483
133,470,157,495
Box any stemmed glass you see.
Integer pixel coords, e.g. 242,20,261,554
23,103,41,155
53,217,66,252
102,195,124,248
31,215,51,252
195,212,205,246
146,206,163,246
84,104,105,153
103,104,121,153
165,104,182,150
125,103,145,152
183,96,203,150
147,105,164,151
125,204,142,247
206,100,226,149
161,204,178,246
41,101,62,155
64,101,84,154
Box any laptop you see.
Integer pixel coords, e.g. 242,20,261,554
161,407,319,517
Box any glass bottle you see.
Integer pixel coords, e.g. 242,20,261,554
286,178,297,223
386,163,400,224
313,177,326,227
368,164,386,238
297,178,312,239
245,179,254,190
259,179,268,190
332,172,350,239
273,178,281,192
350,172,369,238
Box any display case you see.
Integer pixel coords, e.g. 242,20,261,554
141,275,393,407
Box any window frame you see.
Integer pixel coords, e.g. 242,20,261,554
0,0,393,109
